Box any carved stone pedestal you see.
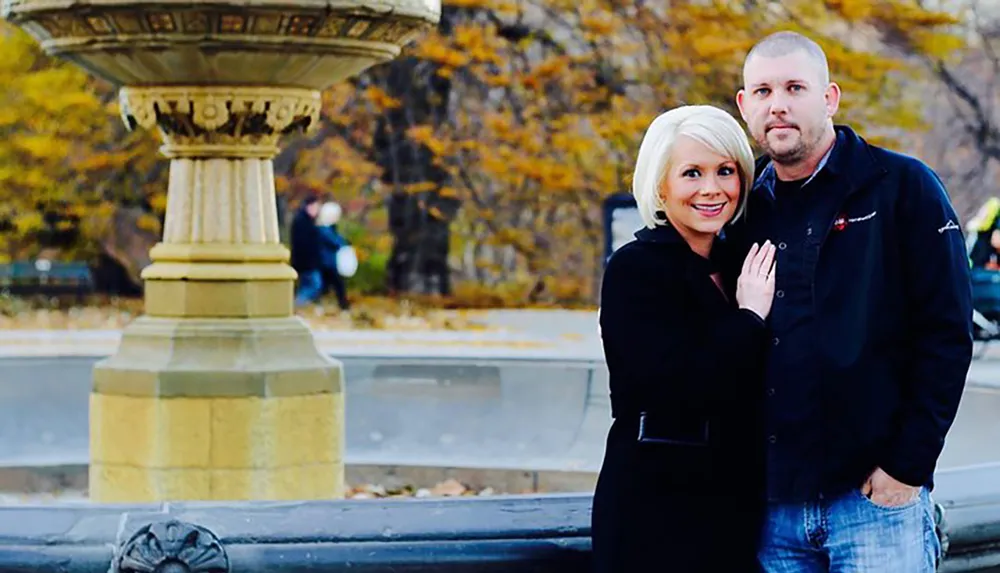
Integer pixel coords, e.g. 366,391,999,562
89,87,344,502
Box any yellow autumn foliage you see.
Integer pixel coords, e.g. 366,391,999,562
285,0,964,304
0,0,968,304
0,21,162,266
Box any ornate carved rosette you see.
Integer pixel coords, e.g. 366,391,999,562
114,519,229,573
119,86,321,157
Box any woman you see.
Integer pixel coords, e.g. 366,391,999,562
591,105,776,572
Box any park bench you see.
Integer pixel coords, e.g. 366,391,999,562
0,260,95,300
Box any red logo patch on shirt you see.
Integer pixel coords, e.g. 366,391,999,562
833,214,848,231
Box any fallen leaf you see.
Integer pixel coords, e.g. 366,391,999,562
429,478,468,496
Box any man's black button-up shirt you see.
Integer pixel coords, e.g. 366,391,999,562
762,166,849,503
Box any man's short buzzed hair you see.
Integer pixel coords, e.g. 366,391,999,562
744,31,831,85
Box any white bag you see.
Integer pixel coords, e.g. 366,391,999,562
336,246,359,278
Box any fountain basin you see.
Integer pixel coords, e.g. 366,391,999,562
1,0,440,87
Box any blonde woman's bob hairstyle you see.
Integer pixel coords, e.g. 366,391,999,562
632,105,756,230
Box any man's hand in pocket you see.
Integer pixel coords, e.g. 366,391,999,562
862,467,920,507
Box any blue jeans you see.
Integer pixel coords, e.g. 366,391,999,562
759,487,941,572
294,269,323,306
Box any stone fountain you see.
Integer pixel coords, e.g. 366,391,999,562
1,0,440,502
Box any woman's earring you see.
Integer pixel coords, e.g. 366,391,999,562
655,210,667,222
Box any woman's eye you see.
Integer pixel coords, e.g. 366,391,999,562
682,169,701,178
719,166,736,176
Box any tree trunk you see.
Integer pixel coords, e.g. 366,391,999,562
372,10,460,296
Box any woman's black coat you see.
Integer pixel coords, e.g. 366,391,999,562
591,224,768,572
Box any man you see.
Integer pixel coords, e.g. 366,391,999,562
290,194,323,306
725,31,974,571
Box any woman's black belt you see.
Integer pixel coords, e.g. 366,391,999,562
615,410,711,447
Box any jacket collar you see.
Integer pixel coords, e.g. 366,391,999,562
751,125,886,202
634,224,724,275
634,223,685,245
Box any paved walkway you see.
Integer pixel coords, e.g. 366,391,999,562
5,307,1000,365
0,310,605,360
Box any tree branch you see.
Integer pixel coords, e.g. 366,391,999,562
933,60,1000,162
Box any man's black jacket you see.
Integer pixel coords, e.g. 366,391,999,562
722,125,973,494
